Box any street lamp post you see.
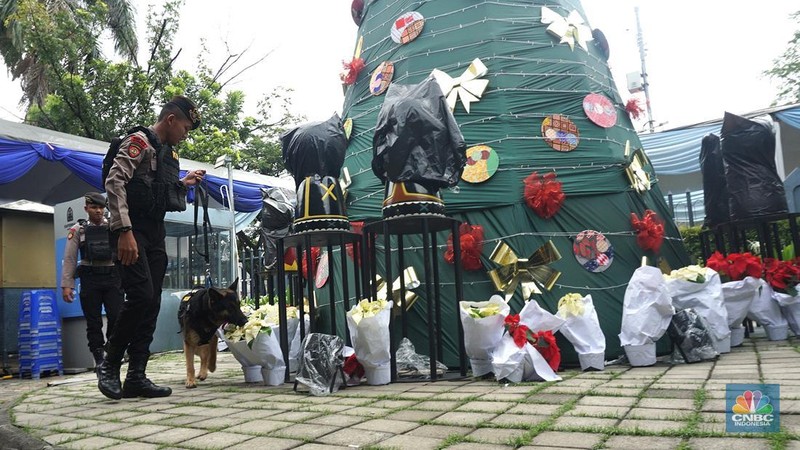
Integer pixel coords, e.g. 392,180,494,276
215,154,238,288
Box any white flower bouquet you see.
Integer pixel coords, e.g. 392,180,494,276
620,266,674,366
346,299,393,385
459,295,509,377
556,293,606,371
221,303,286,385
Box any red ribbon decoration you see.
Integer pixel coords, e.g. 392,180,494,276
625,98,645,120
342,354,365,379
504,314,531,348
299,247,320,280
630,210,665,252
532,330,560,372
524,172,565,219
346,221,371,267
444,223,484,271
340,57,366,85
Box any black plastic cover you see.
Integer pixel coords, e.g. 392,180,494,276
281,114,347,187
667,308,717,363
258,187,295,268
699,133,730,227
372,76,466,189
721,112,787,220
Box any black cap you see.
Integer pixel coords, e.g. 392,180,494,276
84,192,107,206
167,95,201,130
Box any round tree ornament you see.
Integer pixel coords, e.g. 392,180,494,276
573,230,614,273
370,61,394,96
461,145,499,183
391,11,425,44
541,115,580,151
583,93,617,128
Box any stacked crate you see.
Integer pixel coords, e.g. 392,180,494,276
18,290,63,379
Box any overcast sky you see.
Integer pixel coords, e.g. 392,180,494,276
0,0,797,132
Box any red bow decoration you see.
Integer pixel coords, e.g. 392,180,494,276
340,57,366,85
346,221,372,267
531,330,560,372
504,314,532,348
298,247,320,280
706,251,763,281
625,98,645,120
444,223,484,271
630,210,664,252
342,354,365,379
524,172,565,219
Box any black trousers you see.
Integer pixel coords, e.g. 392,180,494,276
79,269,123,352
107,219,167,360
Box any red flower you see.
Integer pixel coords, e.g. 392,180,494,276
444,223,484,271
300,247,320,280
504,314,531,348
340,57,365,85
532,330,560,372
343,354,365,379
764,258,800,295
625,98,645,120
630,210,664,252
705,251,728,275
524,172,565,219
705,251,763,281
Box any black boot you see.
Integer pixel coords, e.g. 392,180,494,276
91,348,104,377
122,356,172,398
97,344,125,400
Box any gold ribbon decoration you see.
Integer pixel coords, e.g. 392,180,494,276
557,293,585,318
624,140,651,193
488,241,562,300
431,58,489,114
374,266,421,311
540,6,593,52
339,166,352,201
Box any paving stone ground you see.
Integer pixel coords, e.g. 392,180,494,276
2,330,800,449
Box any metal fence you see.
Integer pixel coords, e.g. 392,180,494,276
665,190,706,227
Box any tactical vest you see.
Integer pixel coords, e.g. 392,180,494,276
125,128,187,220
79,221,113,262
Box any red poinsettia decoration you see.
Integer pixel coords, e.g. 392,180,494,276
706,251,763,281
764,258,800,296
531,330,560,372
300,247,321,280
524,172,565,219
504,314,532,348
444,223,484,271
625,98,645,120
340,57,365,85
630,210,664,252
346,221,371,267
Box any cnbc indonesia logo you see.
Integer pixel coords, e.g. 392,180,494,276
730,389,775,429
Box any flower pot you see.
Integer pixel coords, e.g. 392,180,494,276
764,324,789,341
261,367,285,386
730,326,746,347
624,342,656,367
578,352,605,371
364,364,391,386
243,365,263,383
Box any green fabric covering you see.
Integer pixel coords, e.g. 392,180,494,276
316,0,690,368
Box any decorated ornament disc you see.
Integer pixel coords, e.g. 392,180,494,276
391,12,425,44
461,145,499,183
541,115,580,151
343,118,353,140
351,0,364,25
573,230,614,273
583,93,617,128
370,61,394,96
315,251,330,288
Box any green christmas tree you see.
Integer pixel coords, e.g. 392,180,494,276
326,0,690,366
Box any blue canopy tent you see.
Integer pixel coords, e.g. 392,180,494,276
638,104,800,225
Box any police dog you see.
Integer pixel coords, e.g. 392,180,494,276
178,279,247,388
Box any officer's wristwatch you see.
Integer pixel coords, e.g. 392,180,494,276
117,226,132,232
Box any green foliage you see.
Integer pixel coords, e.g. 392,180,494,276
765,10,800,104
679,225,703,265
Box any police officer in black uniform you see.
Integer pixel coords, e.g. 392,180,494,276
60,192,122,372
99,96,205,400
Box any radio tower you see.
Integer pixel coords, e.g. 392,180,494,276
636,6,655,133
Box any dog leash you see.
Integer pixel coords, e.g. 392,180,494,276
193,181,214,287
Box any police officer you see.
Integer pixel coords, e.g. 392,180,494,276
99,95,206,400
60,192,122,373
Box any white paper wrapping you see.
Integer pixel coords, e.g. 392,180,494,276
721,277,760,328
556,294,606,370
747,280,789,340
288,316,311,372
459,296,510,377
666,268,730,342
490,300,562,383
772,290,800,336
224,326,286,386
346,301,393,385
619,266,675,346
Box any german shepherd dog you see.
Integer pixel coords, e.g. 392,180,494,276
178,279,247,388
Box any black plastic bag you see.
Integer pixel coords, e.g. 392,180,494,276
699,133,730,227
281,114,347,187
667,308,717,363
721,112,787,220
258,187,295,268
372,76,466,189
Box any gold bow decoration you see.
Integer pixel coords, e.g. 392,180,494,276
431,58,489,114
624,140,651,193
540,6,593,52
374,266,421,311
339,167,352,201
557,293,585,318
488,241,562,300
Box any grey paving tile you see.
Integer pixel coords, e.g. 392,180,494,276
687,437,772,450
617,418,686,432
270,423,339,440
407,424,473,439
456,401,515,413
626,407,693,420
226,436,304,449
551,415,617,430
379,434,442,450
104,424,171,440
139,427,209,445
103,442,161,450
60,436,127,449
637,397,695,409
468,427,528,445
604,435,683,449
316,428,393,447
339,406,391,418
305,414,364,427
224,418,293,435
506,403,560,415
384,409,443,422
432,411,496,426
41,432,88,445
352,418,420,434
411,400,462,411
576,396,637,407
530,431,603,449
180,431,254,449
490,413,549,428
445,443,512,450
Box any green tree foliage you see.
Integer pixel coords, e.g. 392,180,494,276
766,10,800,104
6,0,297,176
